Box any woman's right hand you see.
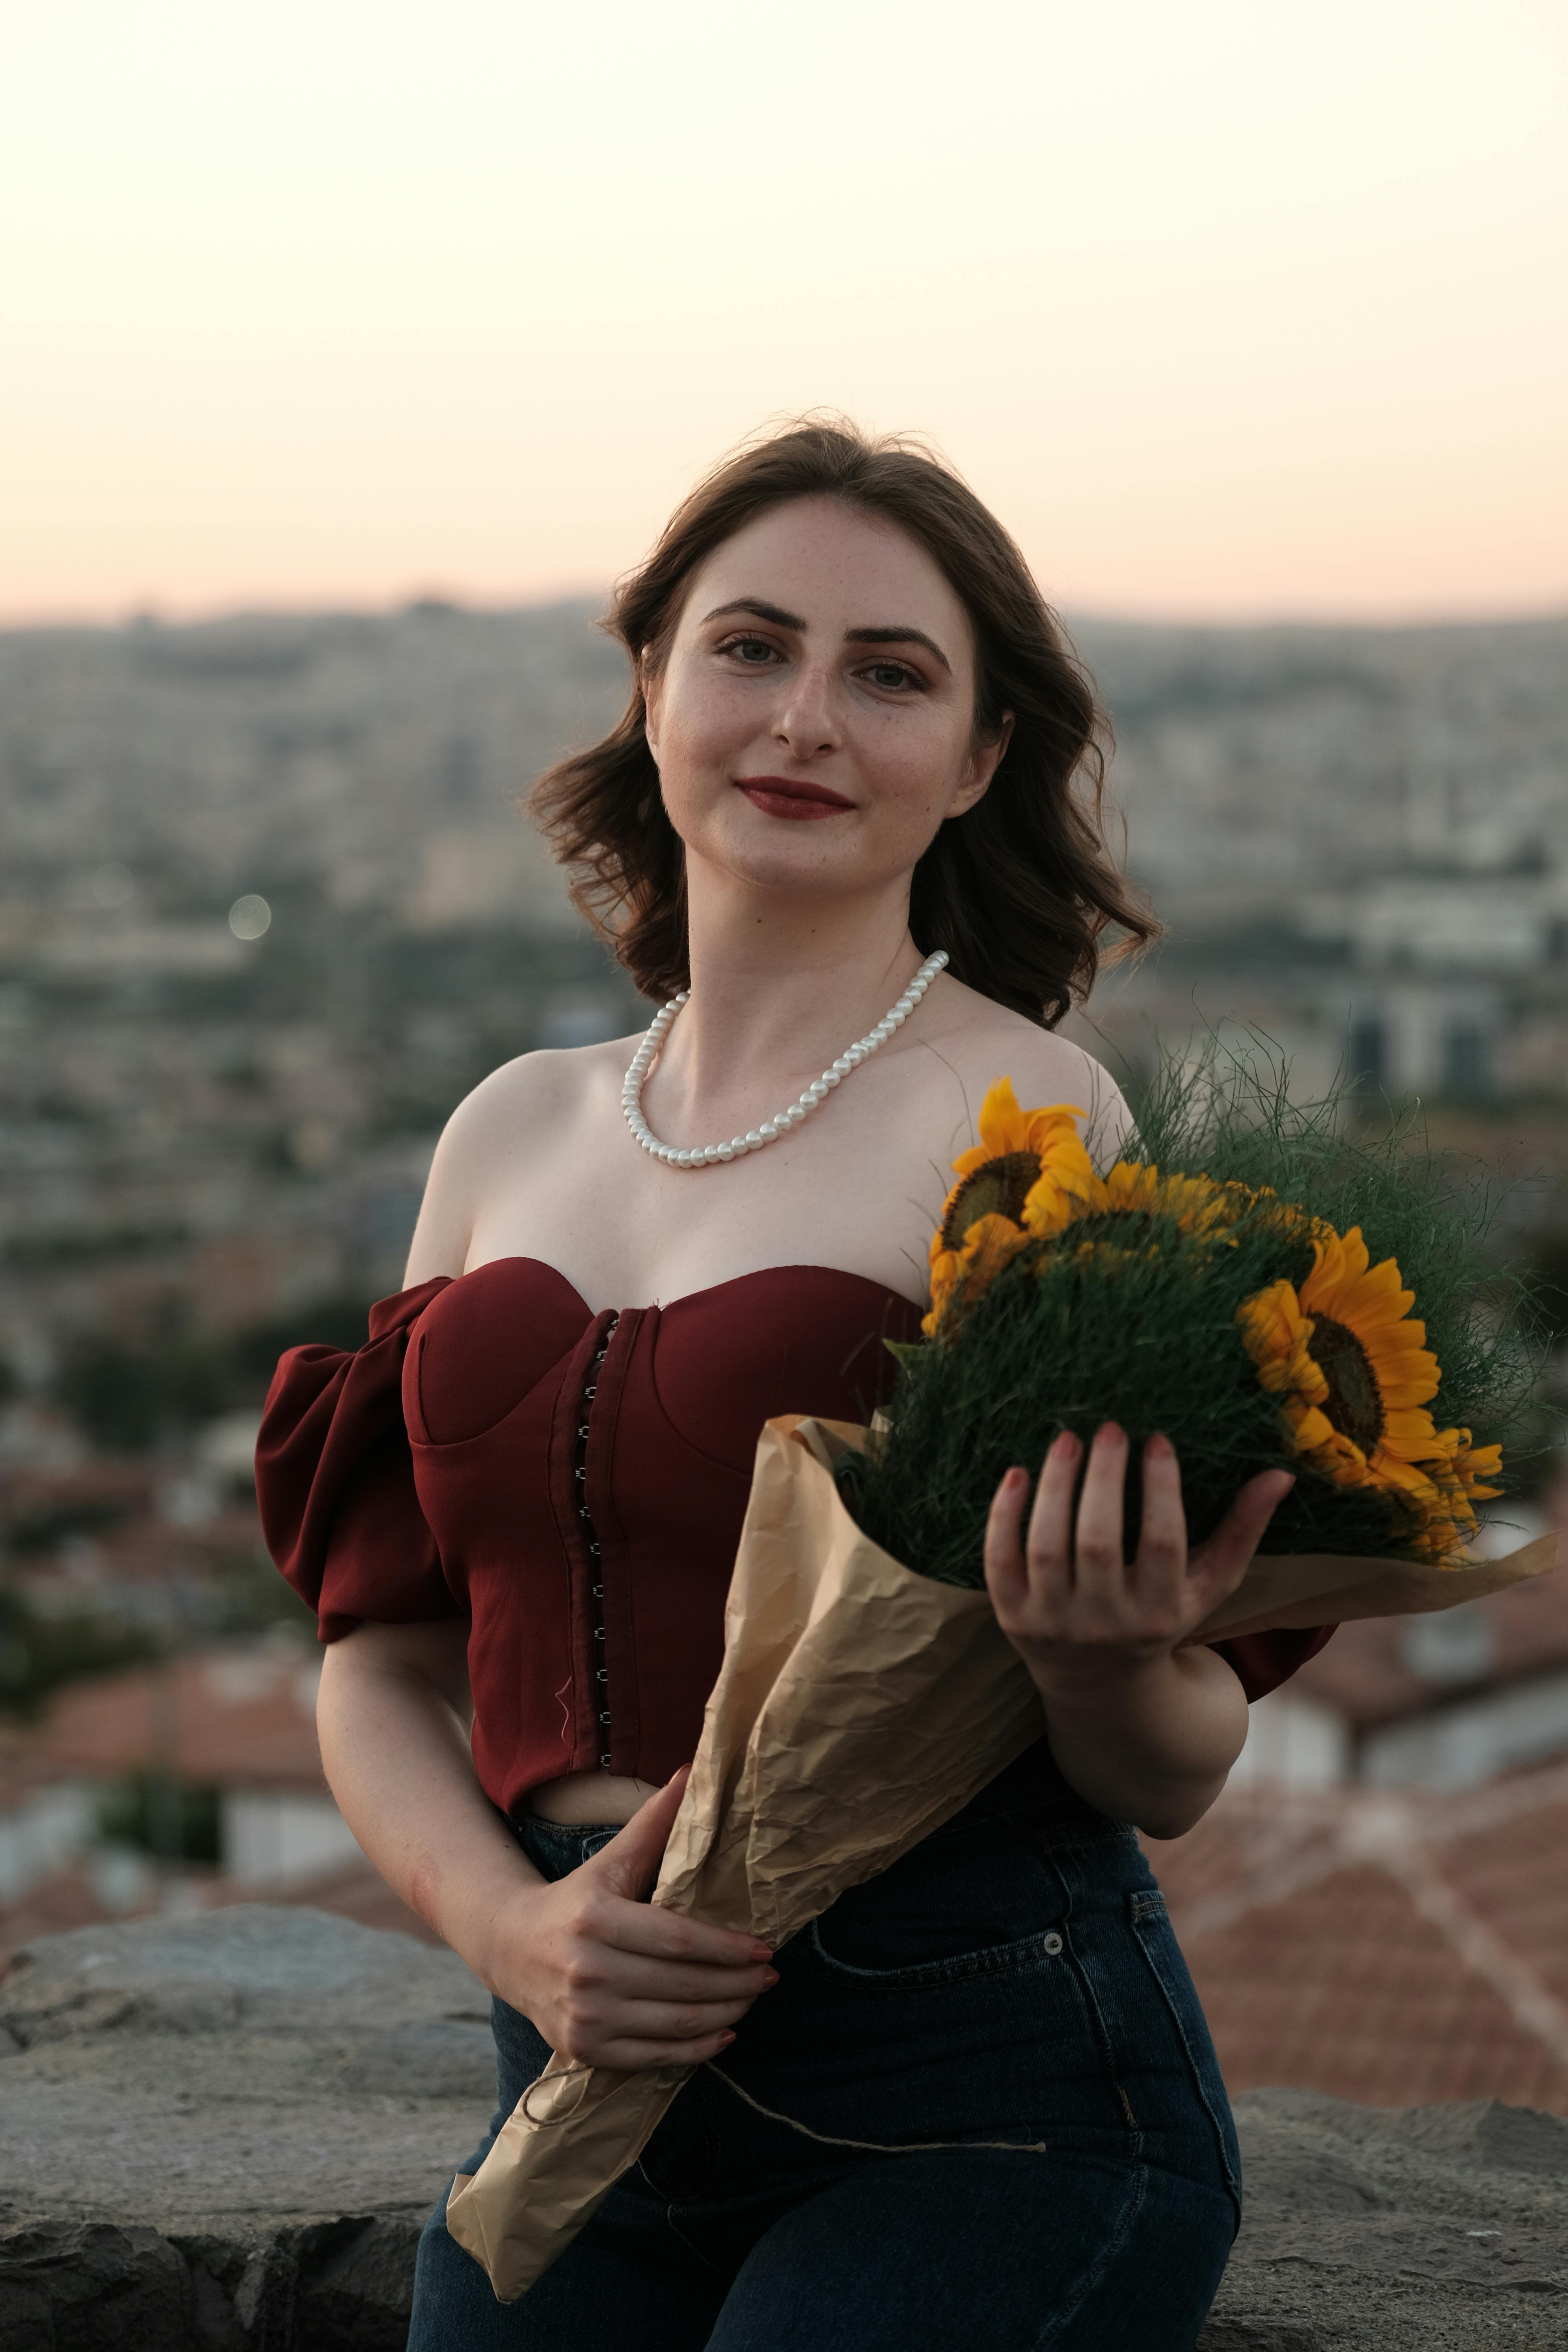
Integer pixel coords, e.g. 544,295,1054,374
485,1768,779,2069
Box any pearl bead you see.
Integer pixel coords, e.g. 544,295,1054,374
621,949,947,1167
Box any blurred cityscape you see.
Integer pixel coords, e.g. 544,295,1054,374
2,597,1566,2104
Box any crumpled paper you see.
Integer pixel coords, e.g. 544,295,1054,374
445,1412,1557,2301
1187,1532,1557,1644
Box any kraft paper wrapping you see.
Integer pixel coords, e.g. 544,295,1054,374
1187,1532,1559,1643
445,1413,1558,2302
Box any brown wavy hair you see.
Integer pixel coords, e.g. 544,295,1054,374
530,419,1156,1026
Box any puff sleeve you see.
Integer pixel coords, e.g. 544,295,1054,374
1211,1625,1335,1702
254,1278,463,1642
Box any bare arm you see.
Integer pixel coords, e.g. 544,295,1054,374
316,1622,776,2064
984,1426,1293,1839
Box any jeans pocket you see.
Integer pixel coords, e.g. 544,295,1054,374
803,1914,1069,1988
802,1833,1072,1987
1127,1890,1241,2219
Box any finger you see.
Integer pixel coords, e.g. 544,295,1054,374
569,1947,778,2004
585,2027,738,2070
1071,1423,1129,1594
597,1993,762,2044
591,1768,691,1903
593,1891,772,1969
1132,1433,1188,1612
983,1466,1031,1611
1191,1469,1296,1604
1022,1429,1080,1589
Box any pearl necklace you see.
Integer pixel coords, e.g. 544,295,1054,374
623,949,949,1169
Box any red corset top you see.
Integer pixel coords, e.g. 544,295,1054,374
255,1256,1331,1821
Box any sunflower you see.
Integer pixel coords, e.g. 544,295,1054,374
1236,1223,1484,1555
1234,1279,1327,1439
925,1079,1260,1334
1047,1160,1253,1251
1439,1428,1504,1502
925,1080,1093,1334
1404,1427,1506,1563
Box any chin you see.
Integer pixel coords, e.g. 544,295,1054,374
692,807,868,892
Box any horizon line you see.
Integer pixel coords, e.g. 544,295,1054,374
2,588,1566,639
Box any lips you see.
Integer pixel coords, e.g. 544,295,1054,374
733,775,855,821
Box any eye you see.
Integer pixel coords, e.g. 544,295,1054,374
717,633,782,667
861,659,924,693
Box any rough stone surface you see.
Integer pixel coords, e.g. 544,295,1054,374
1200,2091,1568,2349
2,1908,1566,2348
0,1908,487,2349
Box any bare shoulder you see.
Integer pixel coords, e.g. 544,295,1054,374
920,981,1134,1168
402,1035,639,1283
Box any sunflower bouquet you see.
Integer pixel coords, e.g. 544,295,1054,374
838,1061,1527,1592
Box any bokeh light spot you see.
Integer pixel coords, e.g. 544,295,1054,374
228,893,271,940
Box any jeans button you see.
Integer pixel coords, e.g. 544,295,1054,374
1043,1931,1064,1956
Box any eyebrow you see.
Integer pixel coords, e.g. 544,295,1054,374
700,598,953,675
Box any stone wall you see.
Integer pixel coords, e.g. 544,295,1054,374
1,1909,1564,2349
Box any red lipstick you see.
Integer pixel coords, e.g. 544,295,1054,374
734,775,855,821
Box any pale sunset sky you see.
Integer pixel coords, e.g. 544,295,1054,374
2,0,1564,624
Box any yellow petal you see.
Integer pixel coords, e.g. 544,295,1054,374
949,1079,1087,1179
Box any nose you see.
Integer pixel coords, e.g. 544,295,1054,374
772,660,840,760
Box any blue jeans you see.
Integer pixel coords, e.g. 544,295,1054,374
409,1779,1239,2350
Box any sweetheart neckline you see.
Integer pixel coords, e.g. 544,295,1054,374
450,1255,926,1321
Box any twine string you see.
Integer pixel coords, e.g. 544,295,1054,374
701,2062,1049,2155
518,2060,1047,2158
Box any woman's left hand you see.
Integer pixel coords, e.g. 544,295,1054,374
984,1423,1293,1678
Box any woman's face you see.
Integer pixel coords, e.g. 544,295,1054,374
643,496,1010,906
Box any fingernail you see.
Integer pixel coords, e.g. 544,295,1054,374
718,2031,737,2047
751,1946,773,1963
1146,1432,1173,1459
762,1970,780,1987
1051,1430,1080,1459
1098,1422,1126,1446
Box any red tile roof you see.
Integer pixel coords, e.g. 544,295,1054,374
1150,1759,1568,2112
38,1645,325,1790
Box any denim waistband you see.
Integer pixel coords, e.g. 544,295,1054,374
513,1740,1128,1884
515,1813,623,1877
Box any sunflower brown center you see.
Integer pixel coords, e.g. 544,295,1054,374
940,1151,1041,1250
1310,1314,1384,1452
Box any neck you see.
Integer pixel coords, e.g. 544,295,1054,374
654,871,929,1113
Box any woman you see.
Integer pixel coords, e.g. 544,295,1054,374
257,421,1326,2350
